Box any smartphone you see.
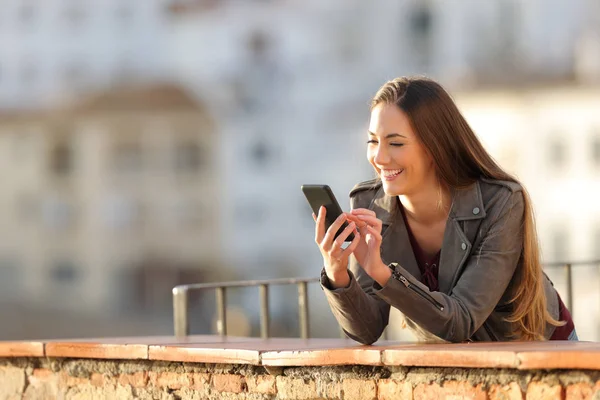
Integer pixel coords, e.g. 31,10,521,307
301,184,355,242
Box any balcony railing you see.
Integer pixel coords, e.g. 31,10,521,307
172,260,600,338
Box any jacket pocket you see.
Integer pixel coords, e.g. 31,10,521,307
395,273,445,311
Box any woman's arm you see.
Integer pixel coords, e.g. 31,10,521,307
321,253,391,345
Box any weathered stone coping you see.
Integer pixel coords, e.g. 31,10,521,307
1,336,599,370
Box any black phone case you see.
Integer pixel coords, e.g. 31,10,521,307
301,184,355,242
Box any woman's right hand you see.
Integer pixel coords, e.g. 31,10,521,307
313,206,361,288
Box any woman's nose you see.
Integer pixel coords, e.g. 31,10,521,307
373,145,390,165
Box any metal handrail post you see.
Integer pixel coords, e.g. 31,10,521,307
173,287,189,337
259,284,270,339
565,263,573,313
298,282,309,339
216,287,227,336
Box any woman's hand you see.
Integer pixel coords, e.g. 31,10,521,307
313,206,361,288
346,208,391,286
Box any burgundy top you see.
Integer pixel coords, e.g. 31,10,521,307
399,203,575,340
399,204,441,292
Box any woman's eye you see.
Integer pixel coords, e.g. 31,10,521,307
367,140,378,145
390,143,404,147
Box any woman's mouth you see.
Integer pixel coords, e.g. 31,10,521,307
381,169,403,181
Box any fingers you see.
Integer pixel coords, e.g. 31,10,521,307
332,221,356,251
354,214,383,232
314,206,326,244
351,208,376,217
321,212,349,251
365,224,382,243
339,229,361,259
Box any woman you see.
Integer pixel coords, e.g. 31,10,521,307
314,76,576,343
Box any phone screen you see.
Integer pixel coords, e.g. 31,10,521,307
301,185,355,242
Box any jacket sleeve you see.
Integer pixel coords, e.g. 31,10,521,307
320,256,391,345
374,190,525,342
320,185,390,345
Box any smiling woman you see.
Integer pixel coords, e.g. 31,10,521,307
313,76,576,343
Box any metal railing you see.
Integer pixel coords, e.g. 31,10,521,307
173,277,319,338
172,260,600,338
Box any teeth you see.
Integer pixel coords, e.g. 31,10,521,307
382,169,402,177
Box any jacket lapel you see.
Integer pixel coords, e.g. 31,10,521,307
438,181,486,294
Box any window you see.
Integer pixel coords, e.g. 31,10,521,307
49,140,73,176
407,5,433,69
175,141,204,174
50,260,79,284
249,139,274,168
42,196,75,231
102,195,143,231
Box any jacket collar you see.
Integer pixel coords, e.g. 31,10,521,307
371,180,486,223
374,181,486,294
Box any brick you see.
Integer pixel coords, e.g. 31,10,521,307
414,381,486,400
191,372,211,391
212,374,246,393
566,383,594,400
149,371,192,389
378,379,412,400
0,366,25,400
276,376,318,400
317,380,342,399
58,371,88,387
342,378,377,400
90,373,105,387
489,382,524,400
526,382,564,400
246,375,276,395
24,369,58,400
32,369,54,379
118,371,148,388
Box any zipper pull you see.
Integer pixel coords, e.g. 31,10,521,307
398,275,410,288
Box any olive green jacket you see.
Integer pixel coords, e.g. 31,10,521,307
321,178,560,343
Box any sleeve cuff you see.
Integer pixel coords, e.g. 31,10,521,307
320,268,354,292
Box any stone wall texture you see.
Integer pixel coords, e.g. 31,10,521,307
2,358,600,399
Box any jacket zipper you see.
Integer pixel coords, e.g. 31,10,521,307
396,274,445,311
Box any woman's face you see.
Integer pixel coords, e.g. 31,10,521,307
367,103,436,197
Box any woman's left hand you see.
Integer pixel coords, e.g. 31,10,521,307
346,209,391,285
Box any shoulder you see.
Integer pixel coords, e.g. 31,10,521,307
349,178,381,198
348,178,382,209
479,177,524,206
478,177,526,221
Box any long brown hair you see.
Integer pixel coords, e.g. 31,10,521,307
371,76,561,340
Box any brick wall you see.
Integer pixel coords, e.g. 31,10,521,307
2,358,600,399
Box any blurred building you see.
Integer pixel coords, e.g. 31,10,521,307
0,0,171,110
0,85,221,315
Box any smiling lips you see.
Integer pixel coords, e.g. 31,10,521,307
381,169,403,181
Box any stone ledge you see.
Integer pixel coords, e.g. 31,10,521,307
2,357,600,400
1,336,599,370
